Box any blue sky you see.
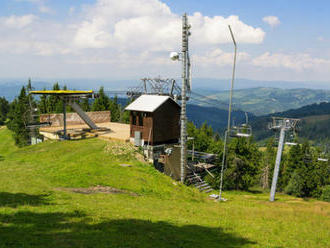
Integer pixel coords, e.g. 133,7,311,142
0,0,329,86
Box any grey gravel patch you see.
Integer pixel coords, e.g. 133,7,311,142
55,185,138,196
119,164,132,167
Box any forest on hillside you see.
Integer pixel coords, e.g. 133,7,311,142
251,102,330,144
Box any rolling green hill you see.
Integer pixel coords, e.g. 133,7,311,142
0,128,329,247
251,102,330,143
206,87,330,116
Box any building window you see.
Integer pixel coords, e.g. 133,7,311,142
138,112,143,126
132,112,137,125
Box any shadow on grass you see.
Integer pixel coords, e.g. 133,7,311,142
0,155,4,161
0,211,257,248
0,192,51,208
246,189,264,194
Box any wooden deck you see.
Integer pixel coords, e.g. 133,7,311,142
40,122,130,142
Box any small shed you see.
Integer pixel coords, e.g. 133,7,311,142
125,95,181,146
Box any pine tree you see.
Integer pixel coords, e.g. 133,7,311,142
0,97,9,125
109,95,120,122
224,137,261,190
27,78,32,91
7,86,30,146
261,138,276,189
81,98,90,112
39,88,48,114
92,86,109,111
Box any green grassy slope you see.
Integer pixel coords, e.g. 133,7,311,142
0,128,329,248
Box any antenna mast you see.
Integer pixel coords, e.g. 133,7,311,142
180,13,191,182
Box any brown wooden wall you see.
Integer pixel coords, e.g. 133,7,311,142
129,99,180,145
152,100,180,145
130,112,153,144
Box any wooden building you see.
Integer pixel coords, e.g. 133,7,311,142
125,95,181,146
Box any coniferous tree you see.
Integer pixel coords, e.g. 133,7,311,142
92,87,110,111
224,137,261,190
0,97,9,125
27,78,32,91
284,141,329,198
81,98,90,112
7,86,30,146
109,95,120,122
261,138,276,189
39,88,48,114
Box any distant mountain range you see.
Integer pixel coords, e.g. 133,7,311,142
251,102,330,144
1,77,329,101
187,100,330,144
186,104,251,132
202,87,330,116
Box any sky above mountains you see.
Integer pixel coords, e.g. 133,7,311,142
0,0,330,88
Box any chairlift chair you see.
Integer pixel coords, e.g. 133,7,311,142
318,157,329,162
318,148,329,162
285,129,298,146
229,112,252,138
25,100,52,129
229,124,252,138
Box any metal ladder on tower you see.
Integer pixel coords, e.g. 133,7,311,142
67,101,98,130
185,165,214,193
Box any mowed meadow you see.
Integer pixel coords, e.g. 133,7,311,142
0,127,329,248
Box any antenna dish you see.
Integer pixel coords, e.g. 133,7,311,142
170,52,180,61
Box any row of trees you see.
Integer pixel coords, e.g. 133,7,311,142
187,122,329,201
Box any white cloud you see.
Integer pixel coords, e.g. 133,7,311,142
1,14,37,29
73,0,265,50
193,48,250,67
4,0,329,81
252,52,330,71
0,0,265,61
190,13,265,45
263,16,280,28
15,0,53,14
39,5,52,14
69,7,75,15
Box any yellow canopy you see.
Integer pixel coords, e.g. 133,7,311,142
30,90,93,95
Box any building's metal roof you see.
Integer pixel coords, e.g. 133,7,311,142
125,94,180,112
30,90,93,95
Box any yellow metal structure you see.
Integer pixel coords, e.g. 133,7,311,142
30,90,93,95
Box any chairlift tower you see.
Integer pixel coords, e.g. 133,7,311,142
269,117,300,202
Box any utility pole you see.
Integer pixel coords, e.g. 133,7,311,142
218,25,237,201
180,13,190,183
